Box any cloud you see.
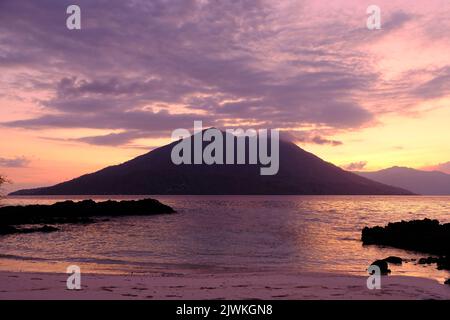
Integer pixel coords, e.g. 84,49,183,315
413,66,450,99
382,11,414,30
3,109,214,134
74,131,149,146
0,156,30,168
0,0,378,142
0,0,445,147
282,131,343,146
311,136,343,146
343,161,367,171
421,161,450,174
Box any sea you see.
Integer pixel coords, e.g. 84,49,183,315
0,195,449,282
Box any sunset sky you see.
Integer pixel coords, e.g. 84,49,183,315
0,0,449,191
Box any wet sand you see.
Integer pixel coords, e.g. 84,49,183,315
1,271,449,300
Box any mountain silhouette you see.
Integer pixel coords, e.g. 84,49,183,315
10,131,413,195
356,166,450,195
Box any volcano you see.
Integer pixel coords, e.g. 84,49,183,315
10,131,413,195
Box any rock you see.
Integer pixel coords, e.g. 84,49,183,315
418,257,439,265
383,256,403,265
0,198,175,236
436,256,450,270
39,225,59,233
416,256,450,270
370,260,391,275
445,279,450,285
0,225,20,235
362,219,450,270
0,224,59,235
20,225,59,234
0,198,175,225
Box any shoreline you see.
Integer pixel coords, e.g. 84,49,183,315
1,270,449,300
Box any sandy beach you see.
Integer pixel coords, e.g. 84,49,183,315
1,271,449,300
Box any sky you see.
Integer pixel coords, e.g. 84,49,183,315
0,0,449,191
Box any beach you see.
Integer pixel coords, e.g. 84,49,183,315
1,195,450,302
1,271,449,300
2,0,450,305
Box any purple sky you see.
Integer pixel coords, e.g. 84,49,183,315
0,0,449,188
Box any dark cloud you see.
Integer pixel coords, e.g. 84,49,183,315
75,131,150,146
413,66,450,99
382,11,414,30
0,156,30,168
3,109,214,133
0,0,425,147
311,136,343,146
343,161,367,171
282,131,343,147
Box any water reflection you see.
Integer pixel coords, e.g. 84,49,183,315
0,195,449,282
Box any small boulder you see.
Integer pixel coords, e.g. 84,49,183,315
436,256,450,270
38,225,59,233
0,225,19,235
369,260,391,275
0,224,58,235
17,225,59,234
418,257,439,265
383,256,403,265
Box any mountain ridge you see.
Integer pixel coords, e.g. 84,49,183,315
356,166,450,195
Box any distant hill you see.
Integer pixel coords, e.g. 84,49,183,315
356,166,450,195
10,132,413,196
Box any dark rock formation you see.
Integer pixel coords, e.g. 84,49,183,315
418,257,439,265
437,256,450,270
383,256,403,265
370,260,391,275
0,225,20,235
0,225,59,235
0,198,175,235
362,219,450,255
362,219,450,270
22,225,59,234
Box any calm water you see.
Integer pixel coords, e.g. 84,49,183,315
0,195,449,282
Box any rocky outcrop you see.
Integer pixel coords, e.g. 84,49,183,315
383,256,403,265
362,219,450,270
0,225,59,235
0,198,175,236
369,260,391,275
